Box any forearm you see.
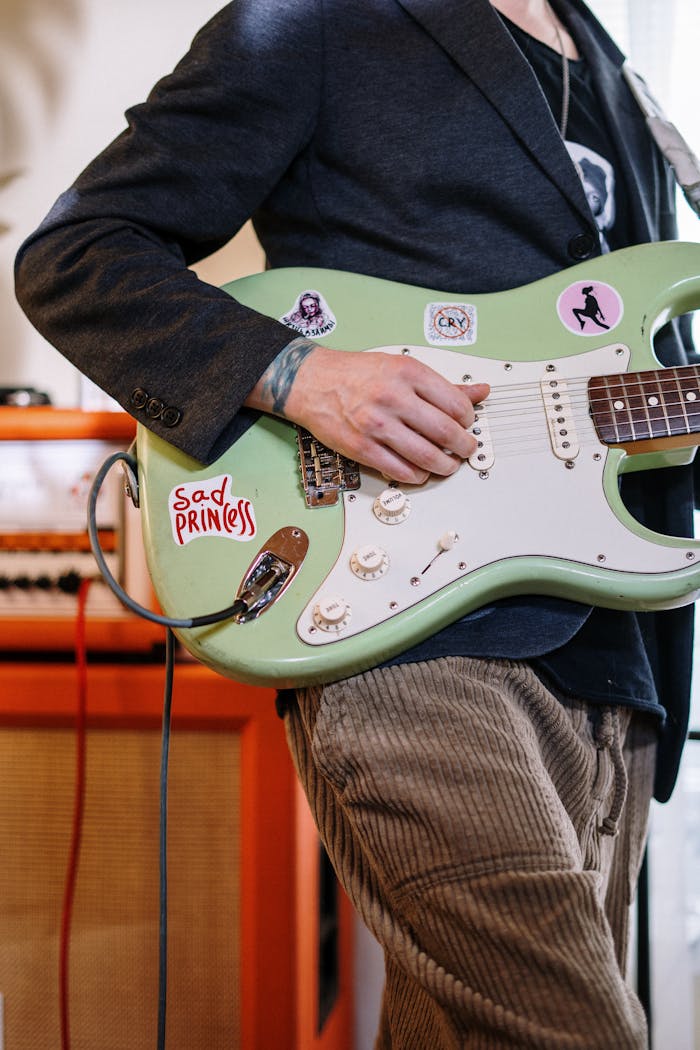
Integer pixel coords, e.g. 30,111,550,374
15,213,294,463
245,337,317,417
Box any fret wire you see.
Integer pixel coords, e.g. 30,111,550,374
654,371,673,437
623,371,650,441
604,373,625,443
673,371,692,434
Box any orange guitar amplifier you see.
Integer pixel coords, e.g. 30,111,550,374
0,662,354,1050
0,407,161,652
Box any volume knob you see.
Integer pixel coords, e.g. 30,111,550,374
313,595,352,633
373,488,410,524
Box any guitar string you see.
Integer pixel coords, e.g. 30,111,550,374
473,418,699,460
473,394,699,432
480,404,700,441
447,373,700,459
472,371,700,404
368,370,700,464
471,407,699,453
480,396,700,427
469,387,700,415
470,374,700,419
461,425,694,462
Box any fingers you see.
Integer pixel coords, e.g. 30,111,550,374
349,389,490,484
383,373,490,476
394,398,476,464
279,346,490,483
462,382,491,408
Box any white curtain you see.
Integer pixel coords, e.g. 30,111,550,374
587,7,700,1050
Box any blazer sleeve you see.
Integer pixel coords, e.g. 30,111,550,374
14,0,323,465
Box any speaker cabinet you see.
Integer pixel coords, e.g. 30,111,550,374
0,662,353,1049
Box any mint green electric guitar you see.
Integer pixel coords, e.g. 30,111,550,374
136,241,700,688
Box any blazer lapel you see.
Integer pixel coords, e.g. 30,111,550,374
395,0,592,225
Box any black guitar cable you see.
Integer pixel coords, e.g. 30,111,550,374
158,628,175,1050
87,450,248,1050
87,450,249,628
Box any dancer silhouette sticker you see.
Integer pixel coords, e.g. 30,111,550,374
556,280,623,337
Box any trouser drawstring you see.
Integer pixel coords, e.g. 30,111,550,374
596,705,629,835
595,707,628,837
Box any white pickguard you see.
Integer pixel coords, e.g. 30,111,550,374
297,343,696,645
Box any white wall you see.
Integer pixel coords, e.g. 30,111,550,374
3,4,699,1048
0,0,263,407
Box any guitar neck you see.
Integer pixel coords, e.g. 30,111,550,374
589,364,700,453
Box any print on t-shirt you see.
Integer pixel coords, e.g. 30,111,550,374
565,141,616,253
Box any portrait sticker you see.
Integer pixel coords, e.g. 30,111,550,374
424,302,477,346
280,289,337,339
556,281,624,337
168,473,257,547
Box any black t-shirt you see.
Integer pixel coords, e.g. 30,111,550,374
493,18,660,715
503,16,634,253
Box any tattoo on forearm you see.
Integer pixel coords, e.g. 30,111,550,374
262,337,316,415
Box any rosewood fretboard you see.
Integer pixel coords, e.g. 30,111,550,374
589,365,700,450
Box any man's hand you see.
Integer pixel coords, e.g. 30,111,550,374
246,339,490,485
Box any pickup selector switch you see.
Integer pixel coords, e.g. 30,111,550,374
439,531,458,551
350,544,390,581
313,595,352,632
373,488,410,525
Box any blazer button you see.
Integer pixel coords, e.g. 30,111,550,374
130,387,149,409
568,233,596,260
161,406,182,428
146,397,165,419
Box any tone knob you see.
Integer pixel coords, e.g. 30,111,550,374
313,595,352,632
373,488,410,524
350,544,390,580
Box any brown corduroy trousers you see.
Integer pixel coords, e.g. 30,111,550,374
288,657,657,1049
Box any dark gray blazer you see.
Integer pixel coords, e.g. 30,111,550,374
15,0,680,462
14,0,694,799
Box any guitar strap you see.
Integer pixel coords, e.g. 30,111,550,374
623,63,700,218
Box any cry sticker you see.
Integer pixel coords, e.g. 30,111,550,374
424,302,477,346
557,280,623,336
168,474,257,547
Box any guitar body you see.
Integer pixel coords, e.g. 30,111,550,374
136,242,700,687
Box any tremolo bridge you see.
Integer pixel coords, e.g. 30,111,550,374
296,427,361,508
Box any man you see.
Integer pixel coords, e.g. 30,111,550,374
14,1,696,1045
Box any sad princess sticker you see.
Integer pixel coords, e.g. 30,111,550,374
168,474,257,547
280,289,337,339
